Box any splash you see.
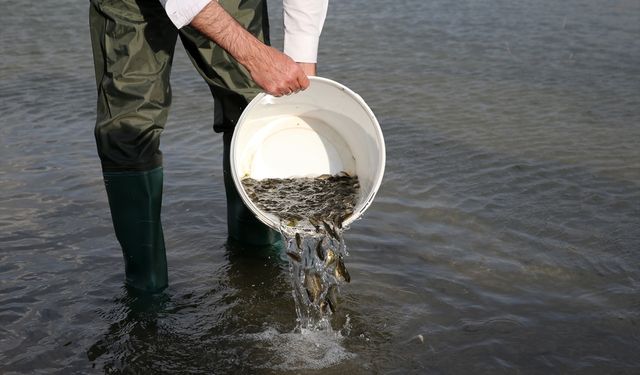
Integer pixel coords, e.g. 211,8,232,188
282,229,350,331
241,174,359,331
242,323,355,371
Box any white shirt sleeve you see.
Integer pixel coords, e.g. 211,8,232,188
283,0,329,63
158,0,328,63
159,0,211,30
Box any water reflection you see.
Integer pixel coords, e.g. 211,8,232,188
85,242,363,373
86,288,171,372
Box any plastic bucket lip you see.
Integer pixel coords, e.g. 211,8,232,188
230,76,385,230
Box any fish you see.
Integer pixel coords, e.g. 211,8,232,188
325,284,338,313
295,233,302,249
308,217,321,232
334,212,351,229
304,270,323,304
315,237,325,261
286,218,299,227
322,220,339,240
286,251,301,263
320,300,330,314
325,248,337,267
335,256,351,283
241,177,257,186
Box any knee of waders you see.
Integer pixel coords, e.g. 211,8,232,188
95,118,164,171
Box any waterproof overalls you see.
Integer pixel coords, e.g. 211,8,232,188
89,0,280,292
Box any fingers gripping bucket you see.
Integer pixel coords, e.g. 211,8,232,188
230,76,385,229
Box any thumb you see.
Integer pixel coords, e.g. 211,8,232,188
297,70,310,90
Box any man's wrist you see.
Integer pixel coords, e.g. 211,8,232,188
234,39,270,73
296,62,317,76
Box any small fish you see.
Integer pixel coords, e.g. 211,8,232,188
320,300,330,314
315,238,325,261
325,248,337,267
242,177,257,186
304,270,323,304
308,217,321,232
335,256,351,283
295,233,302,249
334,212,351,229
322,220,339,240
286,251,301,263
325,284,338,313
286,218,298,227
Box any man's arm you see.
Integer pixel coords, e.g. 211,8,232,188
190,1,308,96
158,0,328,94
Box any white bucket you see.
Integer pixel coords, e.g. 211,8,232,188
230,76,385,230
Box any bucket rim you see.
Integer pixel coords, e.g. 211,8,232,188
230,76,385,230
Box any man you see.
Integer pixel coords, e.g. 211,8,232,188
89,0,328,292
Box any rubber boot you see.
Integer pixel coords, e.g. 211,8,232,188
103,167,168,292
223,132,283,249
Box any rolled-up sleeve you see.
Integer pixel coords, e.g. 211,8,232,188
283,0,329,63
159,0,211,29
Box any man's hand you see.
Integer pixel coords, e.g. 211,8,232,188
191,1,309,96
241,45,310,96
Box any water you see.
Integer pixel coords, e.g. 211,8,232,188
242,175,358,329
1,0,639,373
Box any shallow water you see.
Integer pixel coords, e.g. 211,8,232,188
1,0,640,373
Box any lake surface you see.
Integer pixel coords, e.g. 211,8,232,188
1,0,639,373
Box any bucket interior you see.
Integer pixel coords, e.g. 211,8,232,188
231,77,385,229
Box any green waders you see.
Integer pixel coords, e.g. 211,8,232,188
89,0,280,292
